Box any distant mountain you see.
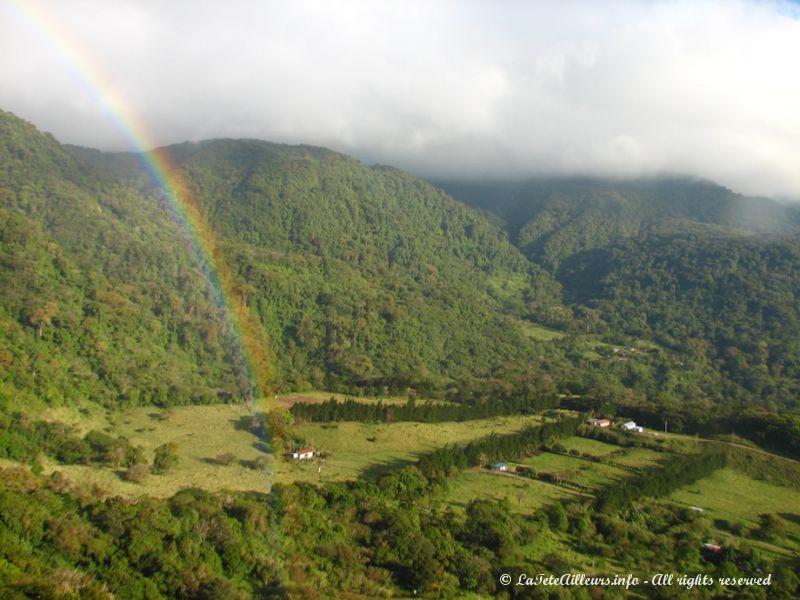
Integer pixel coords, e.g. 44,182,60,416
437,177,800,268
439,177,800,407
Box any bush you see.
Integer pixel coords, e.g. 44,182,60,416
758,513,785,540
126,463,150,484
546,503,568,531
152,442,180,474
215,452,237,466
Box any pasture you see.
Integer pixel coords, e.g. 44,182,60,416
31,404,272,498
444,468,582,515
280,414,548,484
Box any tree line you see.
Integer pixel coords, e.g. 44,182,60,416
594,448,727,512
416,416,583,479
565,396,800,461
289,394,560,423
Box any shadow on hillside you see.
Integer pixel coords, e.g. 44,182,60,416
359,456,420,481
231,415,263,436
252,441,271,454
778,512,800,526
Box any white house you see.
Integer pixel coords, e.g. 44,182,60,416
290,448,315,460
621,421,644,433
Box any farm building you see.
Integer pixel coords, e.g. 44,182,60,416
621,421,644,432
289,448,315,460
491,463,508,472
589,418,611,427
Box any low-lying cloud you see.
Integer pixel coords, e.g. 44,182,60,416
1,0,799,198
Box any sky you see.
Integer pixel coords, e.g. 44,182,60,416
1,0,799,198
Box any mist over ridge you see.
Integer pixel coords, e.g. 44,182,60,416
2,0,799,199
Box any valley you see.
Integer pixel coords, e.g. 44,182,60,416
1,109,799,597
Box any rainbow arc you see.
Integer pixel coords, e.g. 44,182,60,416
11,0,273,400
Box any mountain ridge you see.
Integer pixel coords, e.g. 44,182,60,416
2,108,800,410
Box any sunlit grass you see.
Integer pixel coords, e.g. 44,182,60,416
34,404,272,498
279,414,548,484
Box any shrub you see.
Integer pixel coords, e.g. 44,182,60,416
126,463,150,484
152,442,180,474
215,452,237,466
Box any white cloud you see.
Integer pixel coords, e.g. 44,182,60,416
1,0,799,197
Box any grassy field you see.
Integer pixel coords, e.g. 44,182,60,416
559,436,625,457
10,401,563,496
608,447,667,468
514,319,566,341
29,404,273,498
280,414,548,484
443,468,582,514
519,452,632,490
670,468,800,529
670,467,800,558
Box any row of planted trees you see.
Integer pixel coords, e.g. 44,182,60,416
416,416,583,479
289,393,560,423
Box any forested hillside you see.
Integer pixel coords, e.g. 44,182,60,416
3,109,800,412
439,177,800,409
0,111,245,406
438,177,800,268
3,110,800,599
1,110,562,408
164,139,562,390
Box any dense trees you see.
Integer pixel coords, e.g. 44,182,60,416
0,468,285,597
5,109,800,416
0,412,143,467
442,176,800,410
0,110,560,404
290,390,559,423
417,417,583,479
594,449,727,512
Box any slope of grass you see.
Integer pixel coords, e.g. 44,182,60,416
669,468,800,555
10,404,273,498
280,414,547,484
670,468,800,526
559,436,622,457
443,469,581,515
609,447,667,468
520,452,632,489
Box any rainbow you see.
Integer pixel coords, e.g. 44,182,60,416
9,0,274,401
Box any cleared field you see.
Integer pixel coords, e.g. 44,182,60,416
559,436,622,457
444,469,581,514
34,404,273,498
670,468,800,528
520,452,631,489
514,318,566,341
609,447,666,468
279,415,547,484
